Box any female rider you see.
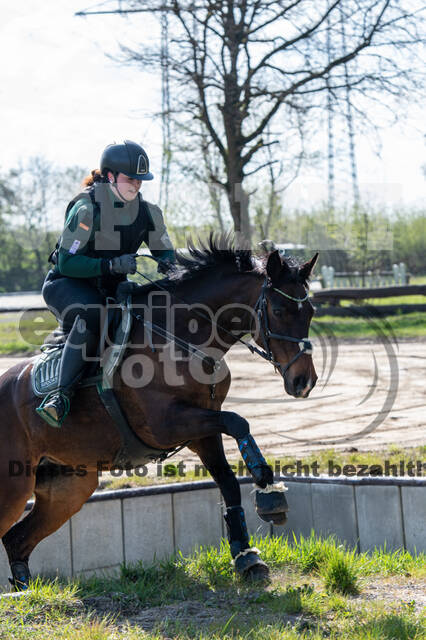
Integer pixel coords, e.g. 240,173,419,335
36,140,175,428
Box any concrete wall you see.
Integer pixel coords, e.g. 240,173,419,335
1,476,424,589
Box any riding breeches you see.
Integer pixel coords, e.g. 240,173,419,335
42,271,106,335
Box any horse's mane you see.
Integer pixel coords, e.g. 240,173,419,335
133,233,303,299
175,233,257,276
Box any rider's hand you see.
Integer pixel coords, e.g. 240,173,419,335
157,259,173,275
109,254,137,275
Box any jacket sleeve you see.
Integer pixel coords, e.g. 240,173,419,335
144,202,176,265
57,198,110,278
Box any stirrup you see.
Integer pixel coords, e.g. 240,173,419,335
36,390,70,428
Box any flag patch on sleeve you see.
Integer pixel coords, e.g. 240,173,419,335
69,240,81,254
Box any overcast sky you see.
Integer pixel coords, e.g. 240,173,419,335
1,0,425,211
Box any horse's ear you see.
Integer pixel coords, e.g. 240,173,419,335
266,250,283,282
299,252,319,282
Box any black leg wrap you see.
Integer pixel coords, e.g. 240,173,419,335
220,412,272,489
224,506,249,558
224,506,269,581
237,434,273,488
255,487,289,525
9,560,31,591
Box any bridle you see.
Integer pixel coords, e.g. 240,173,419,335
131,258,313,385
253,277,313,379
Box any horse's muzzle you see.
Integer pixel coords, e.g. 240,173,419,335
284,373,316,398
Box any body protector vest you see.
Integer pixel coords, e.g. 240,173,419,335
49,183,172,293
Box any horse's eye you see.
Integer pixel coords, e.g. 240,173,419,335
273,309,282,317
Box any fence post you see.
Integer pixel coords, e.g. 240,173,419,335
321,265,335,288
392,263,399,284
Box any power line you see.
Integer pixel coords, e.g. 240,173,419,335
75,2,204,16
76,7,158,16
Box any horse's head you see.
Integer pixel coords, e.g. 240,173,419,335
253,250,319,398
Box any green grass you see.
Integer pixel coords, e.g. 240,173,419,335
321,548,359,595
1,534,425,639
99,444,426,490
0,311,56,354
340,294,425,306
313,311,426,338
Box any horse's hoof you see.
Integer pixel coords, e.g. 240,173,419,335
234,550,270,582
245,562,270,582
255,485,288,525
262,511,288,525
9,561,31,591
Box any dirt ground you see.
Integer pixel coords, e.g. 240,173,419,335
219,339,426,461
1,340,424,466
79,574,426,633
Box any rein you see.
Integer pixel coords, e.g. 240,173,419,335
131,256,313,381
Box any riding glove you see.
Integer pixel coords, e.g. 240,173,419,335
109,254,137,275
157,258,174,275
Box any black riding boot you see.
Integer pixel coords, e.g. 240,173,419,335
36,316,98,427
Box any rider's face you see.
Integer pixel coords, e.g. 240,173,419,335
108,172,142,202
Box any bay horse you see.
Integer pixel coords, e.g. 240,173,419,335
0,236,318,588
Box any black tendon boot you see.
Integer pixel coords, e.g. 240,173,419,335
36,316,98,427
219,412,273,489
224,506,269,580
237,434,273,488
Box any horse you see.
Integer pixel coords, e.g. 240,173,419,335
0,236,318,589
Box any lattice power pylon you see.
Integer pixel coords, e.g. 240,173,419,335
76,1,172,211
326,6,360,211
160,10,171,212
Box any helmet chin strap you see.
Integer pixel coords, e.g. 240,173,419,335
109,175,137,203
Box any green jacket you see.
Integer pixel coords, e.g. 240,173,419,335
52,183,175,287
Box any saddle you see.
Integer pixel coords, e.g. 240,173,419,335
31,284,174,467
31,297,130,397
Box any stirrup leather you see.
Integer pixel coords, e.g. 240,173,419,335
36,390,70,428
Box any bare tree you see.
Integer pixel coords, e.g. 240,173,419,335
175,120,229,231
252,117,311,241
102,0,424,244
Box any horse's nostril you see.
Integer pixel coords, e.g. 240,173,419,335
293,375,307,393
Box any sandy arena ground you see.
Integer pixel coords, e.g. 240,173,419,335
1,340,424,465
220,340,425,460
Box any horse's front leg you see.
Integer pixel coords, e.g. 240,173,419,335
219,411,288,526
159,403,288,525
188,435,269,581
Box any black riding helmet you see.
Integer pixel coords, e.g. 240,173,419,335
100,140,154,181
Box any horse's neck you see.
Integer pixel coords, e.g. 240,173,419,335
130,271,264,358
175,271,264,355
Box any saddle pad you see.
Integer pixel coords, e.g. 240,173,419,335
31,295,133,398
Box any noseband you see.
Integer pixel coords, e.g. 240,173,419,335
254,278,313,379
